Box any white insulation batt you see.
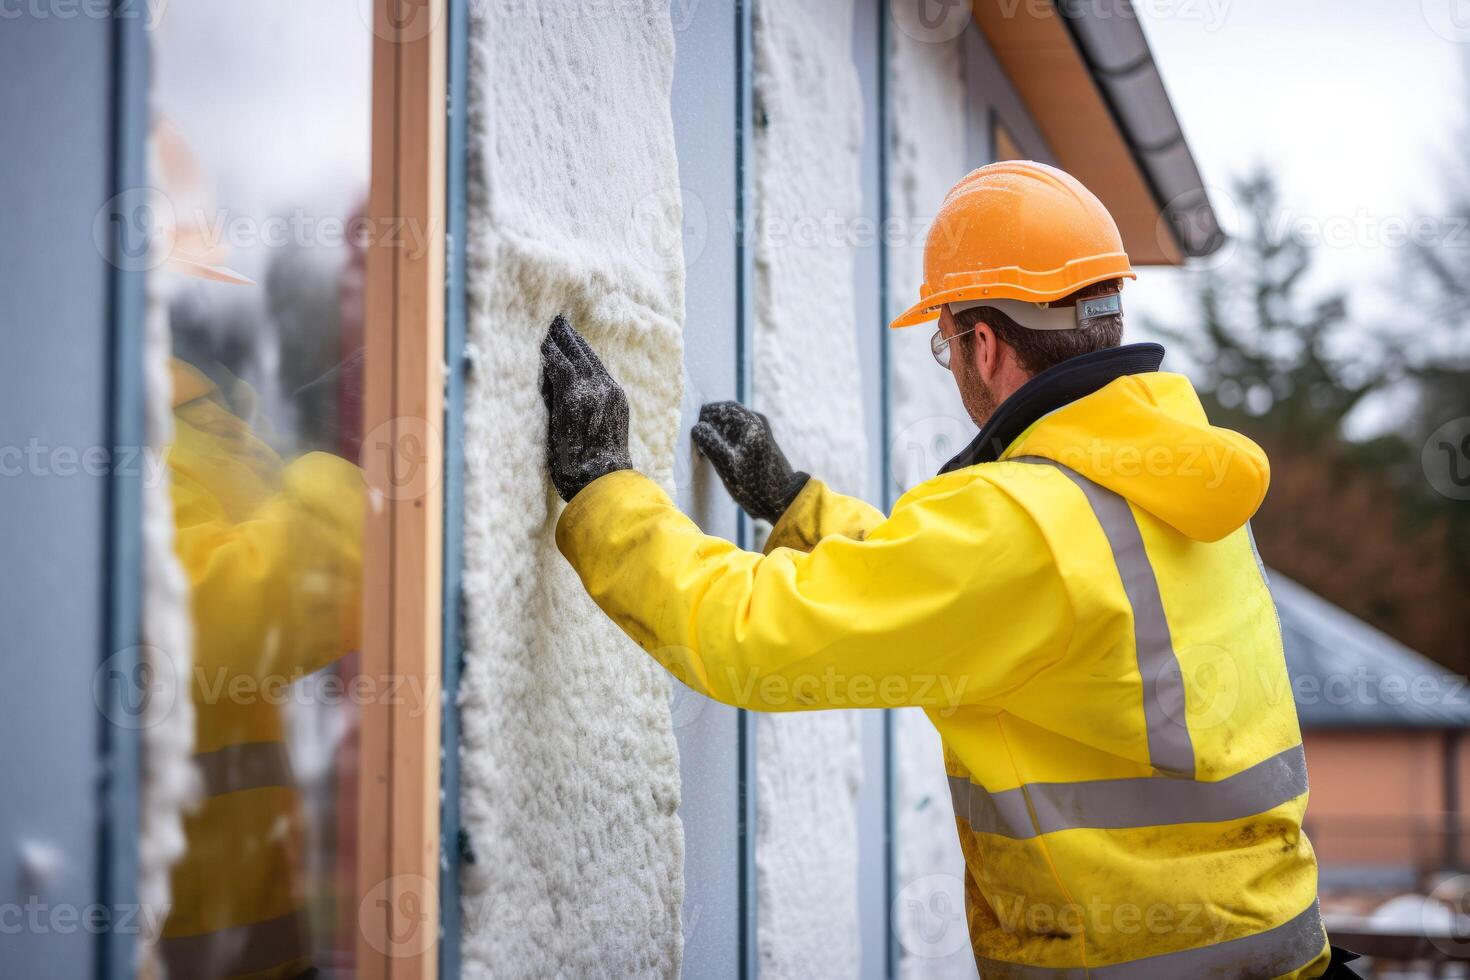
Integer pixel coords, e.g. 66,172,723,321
138,283,201,978
459,1,687,976
887,16,980,980
752,0,867,975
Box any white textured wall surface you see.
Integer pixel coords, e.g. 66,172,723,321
888,21,974,493
752,0,867,975
460,2,686,975
139,291,201,979
887,19,980,980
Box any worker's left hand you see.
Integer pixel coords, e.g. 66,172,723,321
692,401,809,523
540,315,633,502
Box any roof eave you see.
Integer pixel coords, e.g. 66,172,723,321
970,0,1223,265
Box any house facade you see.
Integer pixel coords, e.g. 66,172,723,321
0,2,1221,977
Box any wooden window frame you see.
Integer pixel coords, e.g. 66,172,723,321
358,1,447,977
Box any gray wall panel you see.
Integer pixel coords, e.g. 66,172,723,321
0,14,117,980
671,2,744,975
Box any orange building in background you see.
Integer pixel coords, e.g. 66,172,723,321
1274,573,1470,894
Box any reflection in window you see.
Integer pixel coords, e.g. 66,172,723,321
993,115,1023,163
148,3,371,976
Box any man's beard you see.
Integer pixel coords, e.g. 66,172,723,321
955,363,999,428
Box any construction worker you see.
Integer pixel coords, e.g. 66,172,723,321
542,161,1360,978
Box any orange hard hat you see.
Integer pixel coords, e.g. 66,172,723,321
890,161,1135,329
151,119,254,286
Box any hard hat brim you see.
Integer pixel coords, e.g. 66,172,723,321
889,258,1136,329
169,255,257,286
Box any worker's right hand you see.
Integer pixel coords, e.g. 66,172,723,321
691,401,809,524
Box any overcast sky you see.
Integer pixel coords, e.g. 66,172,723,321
1129,0,1468,336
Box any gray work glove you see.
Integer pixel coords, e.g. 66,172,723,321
540,315,633,502
692,401,809,524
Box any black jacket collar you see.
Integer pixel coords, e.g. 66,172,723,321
938,343,1166,475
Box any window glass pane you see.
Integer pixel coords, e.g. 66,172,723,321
148,4,372,976
994,117,1023,162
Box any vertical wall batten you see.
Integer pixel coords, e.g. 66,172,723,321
100,7,149,978
876,3,896,973
439,0,470,973
735,0,760,974
361,2,447,975
851,0,894,975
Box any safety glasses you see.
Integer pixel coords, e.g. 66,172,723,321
930,325,978,370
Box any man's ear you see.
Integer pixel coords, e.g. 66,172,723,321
972,322,1000,383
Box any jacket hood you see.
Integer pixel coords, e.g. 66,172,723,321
1003,371,1269,542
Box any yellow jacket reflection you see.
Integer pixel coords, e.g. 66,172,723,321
160,361,364,980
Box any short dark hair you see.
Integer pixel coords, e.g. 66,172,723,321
954,278,1124,376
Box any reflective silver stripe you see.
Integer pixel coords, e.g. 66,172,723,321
974,899,1326,979
159,910,310,978
192,741,294,798
1246,521,1270,583
1011,457,1195,776
948,743,1308,840
947,770,1033,839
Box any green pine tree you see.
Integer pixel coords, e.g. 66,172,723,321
1150,168,1466,673
1151,169,1398,449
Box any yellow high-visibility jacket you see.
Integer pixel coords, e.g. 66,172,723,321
557,367,1329,978
161,361,364,979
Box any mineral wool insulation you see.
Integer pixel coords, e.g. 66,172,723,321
138,283,201,976
459,1,686,975
888,18,980,980
752,0,867,975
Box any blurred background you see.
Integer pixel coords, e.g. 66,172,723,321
1130,5,1470,974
